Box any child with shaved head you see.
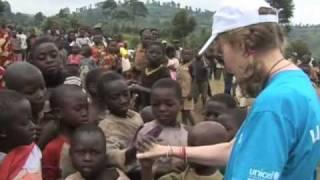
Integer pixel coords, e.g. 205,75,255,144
141,121,228,180
4,62,46,122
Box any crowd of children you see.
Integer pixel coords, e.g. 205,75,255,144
0,25,260,180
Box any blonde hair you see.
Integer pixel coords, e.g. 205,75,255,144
217,22,286,97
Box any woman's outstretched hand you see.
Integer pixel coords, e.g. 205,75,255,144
136,136,167,160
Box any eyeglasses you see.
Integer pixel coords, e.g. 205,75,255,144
215,54,224,65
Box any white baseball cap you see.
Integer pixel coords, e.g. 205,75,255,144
198,0,279,55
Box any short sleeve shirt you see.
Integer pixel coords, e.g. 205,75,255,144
225,70,320,180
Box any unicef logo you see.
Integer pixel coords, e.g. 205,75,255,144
249,168,281,180
273,172,280,180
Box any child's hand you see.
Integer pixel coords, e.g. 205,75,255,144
129,84,144,92
125,125,143,163
172,161,187,173
139,158,154,169
136,136,166,160
127,80,140,85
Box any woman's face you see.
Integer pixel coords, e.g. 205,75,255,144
217,37,266,97
215,39,249,78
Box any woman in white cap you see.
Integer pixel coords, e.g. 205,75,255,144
137,0,320,179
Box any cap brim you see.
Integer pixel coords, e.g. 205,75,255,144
198,33,217,56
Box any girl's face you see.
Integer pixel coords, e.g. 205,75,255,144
147,45,164,68
32,42,63,78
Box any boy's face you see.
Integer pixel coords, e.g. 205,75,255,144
8,71,47,119
103,79,130,117
187,133,213,170
93,36,102,45
152,30,160,40
204,101,228,122
59,91,89,128
71,132,106,179
5,100,35,147
181,49,194,63
79,30,85,37
69,32,76,41
147,45,163,67
151,88,181,126
108,41,119,54
31,43,63,78
18,74,46,118
217,114,238,140
141,31,153,47
205,44,216,60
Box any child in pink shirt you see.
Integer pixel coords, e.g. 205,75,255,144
68,45,82,65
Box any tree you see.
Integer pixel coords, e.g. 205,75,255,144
266,0,294,24
0,0,5,15
285,40,311,60
58,8,70,18
170,1,176,8
124,0,148,19
70,17,81,29
102,0,117,20
112,8,131,19
172,10,197,42
34,12,46,25
12,12,33,26
0,0,11,16
43,17,59,30
102,0,117,10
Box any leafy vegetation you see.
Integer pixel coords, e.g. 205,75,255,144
0,0,5,15
171,10,196,43
288,25,320,59
266,0,294,24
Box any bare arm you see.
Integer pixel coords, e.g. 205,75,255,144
137,139,234,167
184,140,234,166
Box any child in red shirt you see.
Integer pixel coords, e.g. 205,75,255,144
42,85,89,179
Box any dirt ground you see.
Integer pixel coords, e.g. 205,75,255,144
190,78,225,124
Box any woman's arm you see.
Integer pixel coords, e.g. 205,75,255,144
184,140,234,166
137,139,234,167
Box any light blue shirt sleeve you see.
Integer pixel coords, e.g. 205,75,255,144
227,111,294,180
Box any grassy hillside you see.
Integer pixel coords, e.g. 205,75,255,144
288,26,320,58
3,0,319,57
75,2,320,56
